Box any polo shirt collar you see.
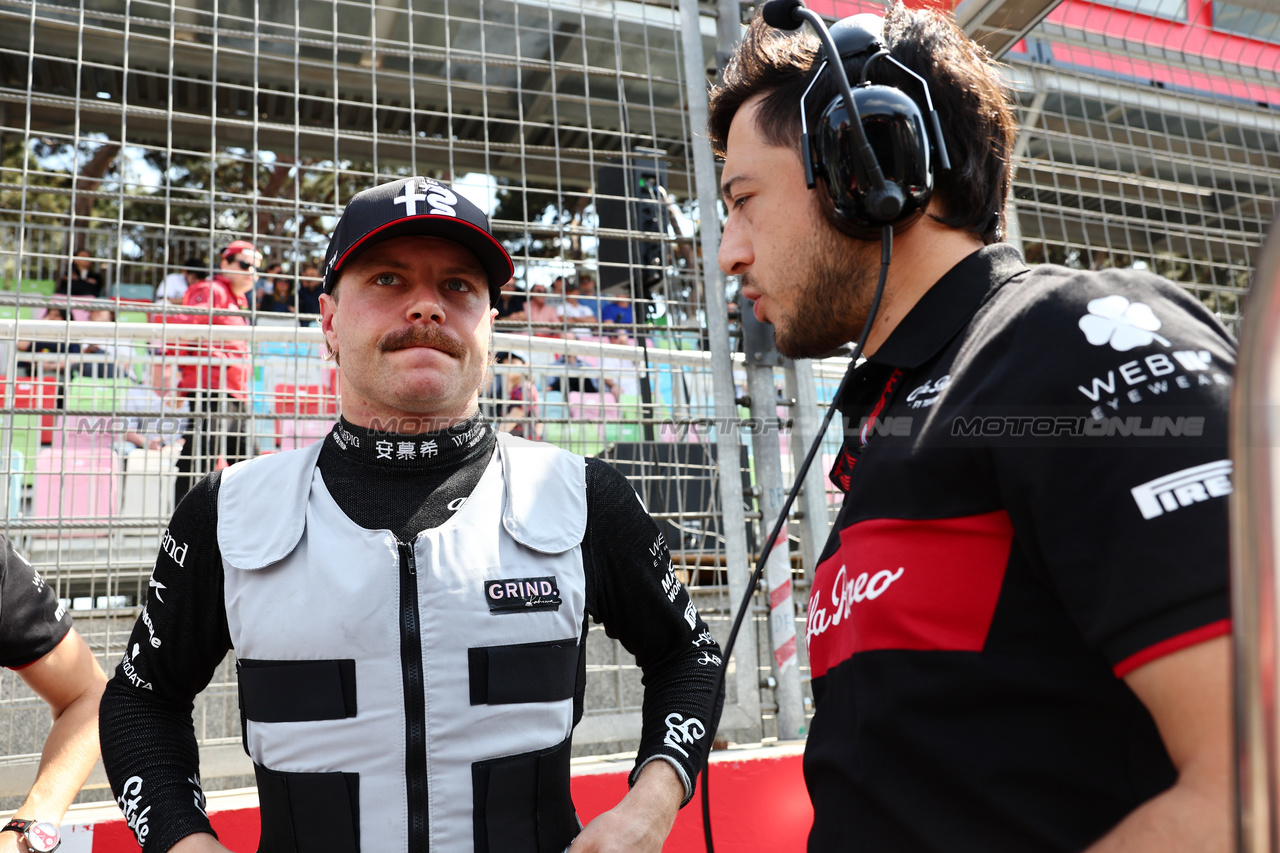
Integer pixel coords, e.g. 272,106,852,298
868,243,1028,370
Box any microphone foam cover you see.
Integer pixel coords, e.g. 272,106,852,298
761,0,805,31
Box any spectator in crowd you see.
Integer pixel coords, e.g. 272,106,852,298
494,351,541,441
577,273,602,317
556,282,597,323
0,535,107,853
255,263,283,304
16,307,79,384
120,361,189,454
494,277,526,319
548,274,566,303
78,308,131,380
168,239,255,504
257,276,295,314
601,328,640,399
600,290,636,326
57,249,105,301
156,258,204,305
508,283,560,331
550,283,599,393
296,265,323,319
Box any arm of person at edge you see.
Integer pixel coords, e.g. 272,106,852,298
1083,635,1231,853
568,460,726,852
0,630,108,853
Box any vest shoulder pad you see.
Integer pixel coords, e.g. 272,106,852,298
217,441,324,569
497,433,587,554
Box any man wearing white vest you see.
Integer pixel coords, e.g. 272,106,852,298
100,177,725,853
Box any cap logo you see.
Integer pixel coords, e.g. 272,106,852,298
393,177,458,219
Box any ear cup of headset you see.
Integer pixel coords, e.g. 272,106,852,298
812,84,934,239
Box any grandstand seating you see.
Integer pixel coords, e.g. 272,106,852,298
0,376,59,445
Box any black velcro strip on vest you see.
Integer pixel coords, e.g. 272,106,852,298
468,639,578,706
472,737,578,853
536,736,578,851
238,658,357,723
254,762,360,853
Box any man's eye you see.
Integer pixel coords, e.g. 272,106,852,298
375,273,401,286
446,279,474,292
733,196,748,210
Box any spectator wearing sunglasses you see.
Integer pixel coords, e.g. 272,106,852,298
167,240,258,504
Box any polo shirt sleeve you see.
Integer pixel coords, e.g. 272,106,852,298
0,535,72,669
985,267,1235,677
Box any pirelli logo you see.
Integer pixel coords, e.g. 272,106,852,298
484,576,562,613
1130,459,1233,520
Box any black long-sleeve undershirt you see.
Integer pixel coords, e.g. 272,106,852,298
99,416,724,853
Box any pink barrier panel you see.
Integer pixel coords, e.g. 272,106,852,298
31,447,119,532
79,750,811,852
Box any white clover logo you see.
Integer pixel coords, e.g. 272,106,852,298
1078,295,1170,352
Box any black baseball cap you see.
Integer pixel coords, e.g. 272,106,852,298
322,176,514,303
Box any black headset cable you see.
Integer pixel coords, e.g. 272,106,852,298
700,223,893,852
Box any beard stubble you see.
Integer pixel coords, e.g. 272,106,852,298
764,221,880,360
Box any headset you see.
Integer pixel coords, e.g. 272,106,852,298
700,3,952,850
767,0,951,238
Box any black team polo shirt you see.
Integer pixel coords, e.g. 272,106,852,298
804,244,1235,853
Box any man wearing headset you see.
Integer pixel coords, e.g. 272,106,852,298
99,178,724,853
710,6,1231,852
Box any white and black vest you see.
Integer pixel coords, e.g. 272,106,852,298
217,433,588,853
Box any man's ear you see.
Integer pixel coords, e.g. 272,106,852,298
319,292,340,364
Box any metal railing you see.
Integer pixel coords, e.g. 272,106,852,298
1229,217,1280,853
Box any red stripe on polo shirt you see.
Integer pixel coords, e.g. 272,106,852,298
1112,618,1231,678
806,511,1014,679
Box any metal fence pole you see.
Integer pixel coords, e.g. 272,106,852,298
784,360,832,578
677,0,761,734
746,364,805,739
716,0,742,74
1229,218,1280,853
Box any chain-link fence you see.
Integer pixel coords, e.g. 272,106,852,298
0,0,1274,804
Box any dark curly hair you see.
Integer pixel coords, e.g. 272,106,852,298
707,4,1017,244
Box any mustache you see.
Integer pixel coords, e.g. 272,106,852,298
378,325,466,358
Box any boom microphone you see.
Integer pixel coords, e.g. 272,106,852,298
761,0,805,30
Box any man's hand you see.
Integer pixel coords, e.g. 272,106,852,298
171,832,233,853
568,759,684,853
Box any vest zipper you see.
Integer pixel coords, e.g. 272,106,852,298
399,540,428,851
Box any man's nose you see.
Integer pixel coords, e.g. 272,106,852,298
406,283,446,323
718,216,752,277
